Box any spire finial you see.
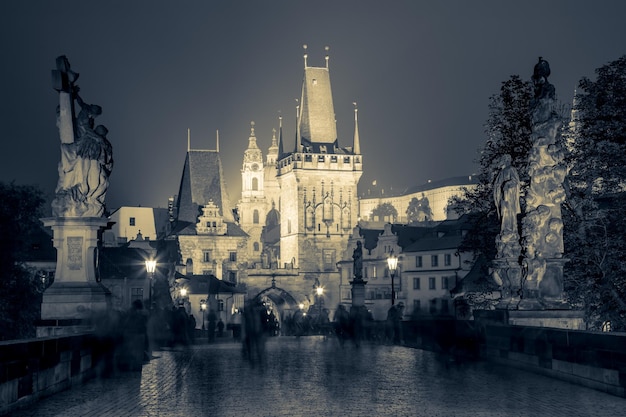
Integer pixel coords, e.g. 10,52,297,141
303,44,308,68
325,45,330,69
250,120,255,136
352,101,361,155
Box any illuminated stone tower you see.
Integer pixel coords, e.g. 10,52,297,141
276,46,363,290
238,122,268,264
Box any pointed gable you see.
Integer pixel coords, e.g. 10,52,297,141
176,150,233,224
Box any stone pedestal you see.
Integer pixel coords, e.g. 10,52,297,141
37,217,111,337
350,278,367,308
492,257,522,309
518,258,570,310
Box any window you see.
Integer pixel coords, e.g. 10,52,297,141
444,254,451,266
442,276,449,290
413,277,421,290
384,267,389,278
431,255,438,267
253,209,259,224
252,177,259,191
229,252,237,262
203,250,212,263
372,265,377,278
228,271,237,283
253,242,260,251
305,155,312,162
344,157,350,164
364,267,368,279
217,299,225,311
131,287,143,303
129,217,136,226
416,256,423,268
429,299,437,314
429,277,436,290
413,300,421,314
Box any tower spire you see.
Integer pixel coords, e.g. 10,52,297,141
353,102,361,154
295,99,301,153
216,129,219,152
278,114,284,158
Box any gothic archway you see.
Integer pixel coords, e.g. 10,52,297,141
251,286,300,335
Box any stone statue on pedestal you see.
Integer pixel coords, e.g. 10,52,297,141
519,57,568,308
51,56,113,218
38,56,113,337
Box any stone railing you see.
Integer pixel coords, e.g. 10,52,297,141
0,333,106,415
402,318,626,397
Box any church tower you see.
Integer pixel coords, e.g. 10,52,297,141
238,121,267,264
276,46,363,284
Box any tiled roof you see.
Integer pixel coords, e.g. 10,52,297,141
403,176,478,196
176,150,233,224
299,66,337,145
174,272,245,294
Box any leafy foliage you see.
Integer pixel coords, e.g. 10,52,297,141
450,76,534,261
0,182,46,340
563,55,626,330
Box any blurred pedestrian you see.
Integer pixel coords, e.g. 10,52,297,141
207,309,217,342
242,300,266,364
333,304,350,346
217,319,224,338
120,299,148,371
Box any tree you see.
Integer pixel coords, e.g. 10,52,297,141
563,55,626,330
450,75,534,261
371,202,398,222
0,182,46,340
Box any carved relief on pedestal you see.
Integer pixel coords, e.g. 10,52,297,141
66,236,83,270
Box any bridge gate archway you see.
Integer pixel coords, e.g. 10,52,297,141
251,286,300,336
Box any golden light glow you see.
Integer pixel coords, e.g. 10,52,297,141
387,251,398,273
145,259,157,274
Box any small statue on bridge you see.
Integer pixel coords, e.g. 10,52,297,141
353,241,363,280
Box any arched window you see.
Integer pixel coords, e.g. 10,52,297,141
253,209,259,224
253,242,260,251
185,258,193,275
252,177,259,191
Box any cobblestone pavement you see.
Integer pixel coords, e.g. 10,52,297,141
9,336,626,417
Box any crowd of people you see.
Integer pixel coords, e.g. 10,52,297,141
92,298,405,375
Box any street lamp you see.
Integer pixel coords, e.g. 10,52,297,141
200,299,207,331
316,285,324,318
145,259,157,310
387,250,398,306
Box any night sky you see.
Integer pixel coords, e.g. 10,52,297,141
1,1,625,212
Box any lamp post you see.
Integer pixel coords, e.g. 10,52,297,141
180,288,188,308
316,285,324,316
145,259,157,310
387,250,398,306
200,300,207,331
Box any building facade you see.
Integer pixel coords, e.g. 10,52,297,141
359,176,478,223
238,48,363,315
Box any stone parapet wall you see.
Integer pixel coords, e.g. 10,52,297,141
402,318,626,397
0,333,101,415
